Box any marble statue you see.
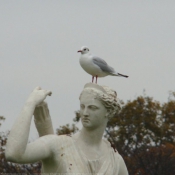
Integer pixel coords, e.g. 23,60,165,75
5,83,128,174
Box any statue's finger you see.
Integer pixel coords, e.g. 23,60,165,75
46,90,52,96
35,86,42,90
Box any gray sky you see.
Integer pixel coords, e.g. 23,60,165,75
0,1,175,139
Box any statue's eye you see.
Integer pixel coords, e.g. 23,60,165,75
84,49,86,51
80,104,85,109
89,106,98,110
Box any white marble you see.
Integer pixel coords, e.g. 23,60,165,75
5,83,128,174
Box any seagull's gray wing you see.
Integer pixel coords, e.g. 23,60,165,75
92,56,116,74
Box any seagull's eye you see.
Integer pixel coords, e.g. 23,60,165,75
84,49,86,51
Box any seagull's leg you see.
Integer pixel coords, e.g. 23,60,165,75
92,76,94,83
95,75,98,84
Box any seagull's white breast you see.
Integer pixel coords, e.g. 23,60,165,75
79,54,108,77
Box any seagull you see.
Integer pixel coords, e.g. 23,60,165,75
77,46,129,83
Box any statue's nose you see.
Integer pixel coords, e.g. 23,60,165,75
83,108,89,116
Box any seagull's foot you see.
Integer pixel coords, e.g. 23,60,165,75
92,76,94,83
95,75,98,84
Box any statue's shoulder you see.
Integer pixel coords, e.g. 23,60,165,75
39,134,72,144
55,134,73,145
102,139,118,153
57,134,73,141
102,139,126,168
40,134,74,152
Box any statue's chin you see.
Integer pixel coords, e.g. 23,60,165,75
82,120,90,125
81,120,91,127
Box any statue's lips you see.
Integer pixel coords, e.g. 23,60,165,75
82,118,90,122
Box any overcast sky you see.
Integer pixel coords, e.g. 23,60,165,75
0,1,175,139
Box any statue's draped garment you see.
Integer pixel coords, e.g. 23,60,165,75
41,135,125,174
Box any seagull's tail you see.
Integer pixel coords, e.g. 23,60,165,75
112,72,129,78
118,73,129,78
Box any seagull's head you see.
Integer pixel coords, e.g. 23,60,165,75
77,46,90,54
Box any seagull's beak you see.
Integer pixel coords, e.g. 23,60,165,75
77,50,82,53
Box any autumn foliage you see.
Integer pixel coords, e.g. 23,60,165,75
105,92,175,174
1,92,175,174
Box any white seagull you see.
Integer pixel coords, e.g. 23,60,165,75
78,46,129,83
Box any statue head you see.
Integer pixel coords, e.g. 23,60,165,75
74,83,119,122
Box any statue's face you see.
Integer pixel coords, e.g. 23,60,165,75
80,91,108,129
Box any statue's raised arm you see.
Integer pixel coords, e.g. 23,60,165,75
5,87,55,164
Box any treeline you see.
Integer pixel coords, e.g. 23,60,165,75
1,92,175,174
105,91,175,175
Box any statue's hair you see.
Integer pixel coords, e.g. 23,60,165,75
74,83,119,121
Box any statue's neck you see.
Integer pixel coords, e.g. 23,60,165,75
78,126,105,147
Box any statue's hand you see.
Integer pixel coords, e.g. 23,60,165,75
34,102,50,122
26,87,52,106
34,102,54,136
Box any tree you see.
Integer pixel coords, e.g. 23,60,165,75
105,96,162,155
56,123,79,135
125,143,175,175
160,99,175,143
0,116,5,127
105,92,175,174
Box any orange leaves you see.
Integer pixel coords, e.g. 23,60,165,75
56,124,79,135
126,144,175,175
105,93,175,174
